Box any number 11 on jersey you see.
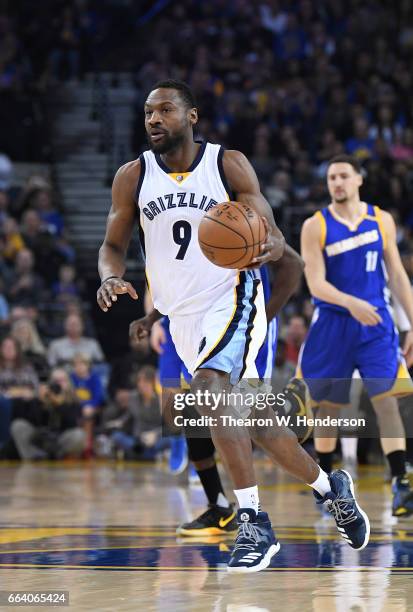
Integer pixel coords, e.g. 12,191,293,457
365,250,378,272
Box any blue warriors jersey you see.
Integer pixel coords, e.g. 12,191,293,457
314,204,388,312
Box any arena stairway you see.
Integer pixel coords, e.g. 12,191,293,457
53,72,142,281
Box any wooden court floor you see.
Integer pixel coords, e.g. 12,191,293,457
0,460,413,611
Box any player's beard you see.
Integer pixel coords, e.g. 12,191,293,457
147,131,185,154
333,193,348,204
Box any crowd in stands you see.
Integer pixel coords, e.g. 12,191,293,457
132,0,413,253
0,0,153,161
1,0,413,462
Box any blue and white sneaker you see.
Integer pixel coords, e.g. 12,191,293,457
392,475,413,517
227,508,280,573
169,436,188,474
313,469,370,550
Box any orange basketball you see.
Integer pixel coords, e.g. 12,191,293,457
198,201,266,269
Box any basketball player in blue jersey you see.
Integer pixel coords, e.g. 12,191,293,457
300,154,413,517
97,81,369,572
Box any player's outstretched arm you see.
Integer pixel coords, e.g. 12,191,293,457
301,215,382,326
381,210,413,365
97,161,140,312
265,245,304,320
222,150,285,264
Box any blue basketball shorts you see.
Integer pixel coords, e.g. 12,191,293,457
298,306,413,406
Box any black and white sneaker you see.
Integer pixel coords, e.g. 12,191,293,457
314,469,370,550
227,508,280,573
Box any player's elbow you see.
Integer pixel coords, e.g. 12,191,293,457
306,279,323,300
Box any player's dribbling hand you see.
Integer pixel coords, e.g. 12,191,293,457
346,296,383,326
403,330,413,368
97,277,138,312
243,217,283,269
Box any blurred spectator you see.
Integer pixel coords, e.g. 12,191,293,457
10,318,49,382
345,118,375,160
52,264,80,303
284,315,307,366
62,298,95,337
70,353,104,415
20,208,65,284
369,105,403,145
251,136,277,185
265,171,292,211
104,366,167,460
8,248,45,306
0,334,40,455
1,217,25,262
70,353,104,457
0,336,38,400
14,175,53,217
390,129,413,161
30,188,64,237
49,8,80,82
48,313,104,367
10,367,86,460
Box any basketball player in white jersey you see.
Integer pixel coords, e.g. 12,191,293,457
97,80,369,572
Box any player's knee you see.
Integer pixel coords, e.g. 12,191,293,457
372,395,399,415
190,368,230,415
191,368,227,393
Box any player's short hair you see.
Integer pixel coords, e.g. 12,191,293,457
327,155,362,174
149,79,197,109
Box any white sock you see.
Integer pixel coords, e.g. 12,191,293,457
308,467,331,497
341,437,358,462
216,492,230,508
234,485,259,514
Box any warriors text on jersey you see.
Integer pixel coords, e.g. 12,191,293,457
135,142,238,316
313,203,388,311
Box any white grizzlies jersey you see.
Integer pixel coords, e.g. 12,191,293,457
136,142,238,316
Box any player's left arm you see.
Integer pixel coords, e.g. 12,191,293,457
265,245,304,320
223,150,285,264
381,210,413,365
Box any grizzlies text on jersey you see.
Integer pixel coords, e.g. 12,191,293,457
136,142,238,317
